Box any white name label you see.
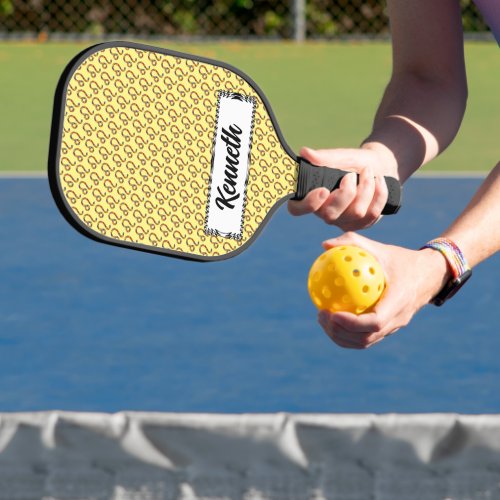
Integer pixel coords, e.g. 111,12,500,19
205,91,256,240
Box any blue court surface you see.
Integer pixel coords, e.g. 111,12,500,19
0,176,498,413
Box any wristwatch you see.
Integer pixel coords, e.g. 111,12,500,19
421,238,472,306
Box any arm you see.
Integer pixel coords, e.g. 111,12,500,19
441,163,500,267
288,0,467,227
364,0,468,182
318,163,500,349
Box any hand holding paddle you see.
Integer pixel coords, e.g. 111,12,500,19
289,146,400,231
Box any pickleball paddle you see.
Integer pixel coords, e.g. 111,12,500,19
48,41,402,261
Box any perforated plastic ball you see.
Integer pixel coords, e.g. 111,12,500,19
308,245,385,314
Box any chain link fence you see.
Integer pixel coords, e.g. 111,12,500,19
0,0,491,40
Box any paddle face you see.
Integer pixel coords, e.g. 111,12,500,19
49,41,299,261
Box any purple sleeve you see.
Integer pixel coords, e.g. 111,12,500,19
473,0,500,45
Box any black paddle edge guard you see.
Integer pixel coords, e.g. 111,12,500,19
293,157,402,215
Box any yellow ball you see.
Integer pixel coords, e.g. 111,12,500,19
308,245,385,314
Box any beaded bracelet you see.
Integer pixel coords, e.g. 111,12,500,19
421,238,472,306
421,238,470,278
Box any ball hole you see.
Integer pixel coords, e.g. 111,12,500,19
334,277,344,287
369,267,376,275
322,286,332,299
313,294,322,308
356,306,366,314
359,251,367,257
362,285,369,293
344,256,352,262
378,284,382,291
352,269,360,277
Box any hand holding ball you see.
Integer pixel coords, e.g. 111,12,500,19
308,245,385,314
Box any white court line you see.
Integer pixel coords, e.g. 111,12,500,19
0,171,47,178
414,170,487,178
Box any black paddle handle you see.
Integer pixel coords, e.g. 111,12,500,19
293,157,402,215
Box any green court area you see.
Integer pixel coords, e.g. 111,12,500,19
0,41,497,172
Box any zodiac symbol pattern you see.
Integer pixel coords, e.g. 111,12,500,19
59,46,298,258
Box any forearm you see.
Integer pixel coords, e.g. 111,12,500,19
418,162,500,303
361,0,467,183
441,162,500,267
362,73,467,182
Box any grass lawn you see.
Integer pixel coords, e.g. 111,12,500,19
0,40,497,172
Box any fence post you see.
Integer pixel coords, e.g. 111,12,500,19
293,0,306,42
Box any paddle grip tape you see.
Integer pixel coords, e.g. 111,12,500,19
293,157,402,215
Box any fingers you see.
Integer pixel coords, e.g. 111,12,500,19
318,307,398,350
322,231,377,253
288,187,330,216
331,311,385,334
314,172,358,223
318,312,359,348
348,164,376,219
367,175,389,221
339,174,388,231
287,148,331,216
288,147,389,230
300,146,369,169
331,168,387,231
318,311,382,349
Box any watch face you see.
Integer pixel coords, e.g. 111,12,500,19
432,269,472,306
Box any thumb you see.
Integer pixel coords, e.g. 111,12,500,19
322,231,369,250
299,147,365,170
